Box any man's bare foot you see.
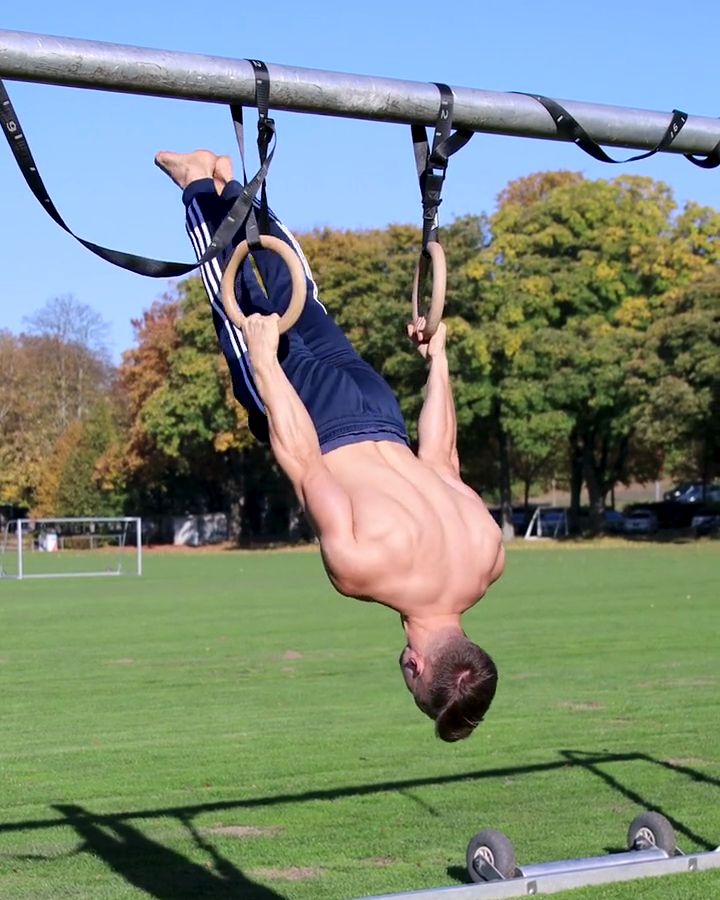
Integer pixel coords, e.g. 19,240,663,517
213,155,234,195
154,149,218,190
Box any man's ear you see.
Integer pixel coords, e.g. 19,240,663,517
404,649,425,679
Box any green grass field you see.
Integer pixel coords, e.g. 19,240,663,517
1,542,719,900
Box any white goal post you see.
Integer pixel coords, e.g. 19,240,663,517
524,506,569,540
0,517,142,580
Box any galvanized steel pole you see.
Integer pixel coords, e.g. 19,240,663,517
0,28,719,156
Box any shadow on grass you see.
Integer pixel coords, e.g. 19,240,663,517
446,864,473,885
2,750,718,893
51,804,285,900
559,750,718,852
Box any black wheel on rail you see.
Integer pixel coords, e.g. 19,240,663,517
627,811,677,855
466,829,518,883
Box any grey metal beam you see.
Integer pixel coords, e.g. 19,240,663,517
358,847,720,899
1,29,719,156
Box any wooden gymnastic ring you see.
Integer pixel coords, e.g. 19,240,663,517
220,235,307,334
411,240,446,340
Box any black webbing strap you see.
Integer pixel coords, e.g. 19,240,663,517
518,92,689,165
685,137,720,169
0,67,275,277
232,59,276,249
411,83,473,251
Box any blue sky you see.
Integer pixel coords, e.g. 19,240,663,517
2,1,719,360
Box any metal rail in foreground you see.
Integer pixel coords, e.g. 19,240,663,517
359,848,720,899
1,29,720,156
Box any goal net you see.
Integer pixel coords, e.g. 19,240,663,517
0,517,142,580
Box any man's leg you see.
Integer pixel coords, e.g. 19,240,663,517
156,150,408,452
156,150,271,428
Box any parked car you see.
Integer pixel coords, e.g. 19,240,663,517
602,509,625,534
664,482,720,504
691,511,720,537
623,509,658,534
663,482,695,502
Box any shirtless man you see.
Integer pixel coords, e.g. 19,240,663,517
156,149,505,742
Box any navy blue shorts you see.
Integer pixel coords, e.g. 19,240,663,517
183,180,409,453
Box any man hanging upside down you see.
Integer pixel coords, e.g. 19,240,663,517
155,149,505,742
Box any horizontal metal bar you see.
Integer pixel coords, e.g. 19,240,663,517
6,572,123,579
359,848,720,900
519,846,667,877
1,29,719,155
11,517,140,523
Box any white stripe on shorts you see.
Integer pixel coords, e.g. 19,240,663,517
268,209,326,313
186,198,265,412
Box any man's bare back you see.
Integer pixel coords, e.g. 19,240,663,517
320,440,504,615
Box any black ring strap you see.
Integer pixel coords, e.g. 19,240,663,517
411,83,473,251
242,59,275,246
0,64,275,278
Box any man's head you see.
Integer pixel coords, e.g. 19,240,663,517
400,634,498,742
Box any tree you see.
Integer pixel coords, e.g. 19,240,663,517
450,172,584,535
468,172,720,532
632,270,720,486
0,331,46,508
0,299,117,512
34,399,125,517
23,295,112,430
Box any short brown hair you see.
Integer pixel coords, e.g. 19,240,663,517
421,636,498,742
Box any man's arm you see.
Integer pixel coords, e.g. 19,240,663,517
243,315,355,543
410,321,460,477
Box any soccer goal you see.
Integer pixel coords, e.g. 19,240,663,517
0,517,142,580
524,506,569,540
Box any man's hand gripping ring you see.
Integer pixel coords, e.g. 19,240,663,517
221,236,307,334
411,241,446,340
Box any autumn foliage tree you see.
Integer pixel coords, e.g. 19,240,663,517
0,297,119,516
34,399,125,517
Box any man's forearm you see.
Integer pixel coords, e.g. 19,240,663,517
417,351,459,472
252,358,322,489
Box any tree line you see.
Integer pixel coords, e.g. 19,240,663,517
1,171,718,541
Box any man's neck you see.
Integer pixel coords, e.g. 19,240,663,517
402,614,463,653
